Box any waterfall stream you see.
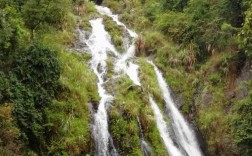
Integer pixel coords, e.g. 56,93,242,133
149,96,184,156
149,61,202,156
96,6,141,86
78,5,203,156
83,18,118,156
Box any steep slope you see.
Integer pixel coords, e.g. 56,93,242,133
101,0,252,155
0,0,251,155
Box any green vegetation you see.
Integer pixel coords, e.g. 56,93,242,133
78,1,99,32
9,44,61,154
108,77,143,155
106,74,168,155
138,59,163,106
103,16,124,52
106,58,115,79
0,0,99,155
46,51,99,155
104,0,252,155
1,0,252,155
0,104,23,155
232,80,252,155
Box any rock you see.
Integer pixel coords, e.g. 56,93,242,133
200,87,213,109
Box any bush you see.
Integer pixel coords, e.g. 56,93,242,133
232,86,252,155
46,50,99,155
0,104,23,155
8,44,60,154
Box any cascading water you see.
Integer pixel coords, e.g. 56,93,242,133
79,6,142,155
95,6,138,38
95,6,141,86
82,18,119,156
149,96,183,156
78,4,203,156
149,61,202,156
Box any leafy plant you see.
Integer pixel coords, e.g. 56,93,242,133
232,81,252,155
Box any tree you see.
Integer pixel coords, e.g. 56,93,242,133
9,44,60,154
0,1,27,70
162,0,188,12
22,0,71,39
239,3,252,58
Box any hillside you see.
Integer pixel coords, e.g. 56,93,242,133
0,0,251,155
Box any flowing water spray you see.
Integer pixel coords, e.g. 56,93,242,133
149,61,202,156
79,6,142,155
149,97,183,156
78,4,202,156
82,18,118,156
96,6,141,86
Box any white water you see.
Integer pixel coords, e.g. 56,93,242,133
78,5,202,156
95,6,141,86
141,140,153,156
149,61,202,156
149,97,183,156
83,18,118,156
79,6,141,155
95,6,138,38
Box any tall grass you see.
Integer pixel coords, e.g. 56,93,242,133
46,50,99,155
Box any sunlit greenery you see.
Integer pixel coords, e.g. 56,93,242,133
1,0,252,155
104,0,252,155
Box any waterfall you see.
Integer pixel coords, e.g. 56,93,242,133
77,4,203,156
149,97,183,156
149,61,202,156
95,6,138,38
82,18,118,156
95,5,141,86
80,6,141,155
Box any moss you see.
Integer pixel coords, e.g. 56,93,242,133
108,76,143,155
106,58,114,79
103,16,124,53
107,75,167,155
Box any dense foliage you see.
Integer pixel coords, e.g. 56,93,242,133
1,0,252,155
0,0,98,155
103,0,252,155
9,44,60,153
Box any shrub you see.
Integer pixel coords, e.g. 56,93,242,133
8,44,60,154
232,84,252,155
